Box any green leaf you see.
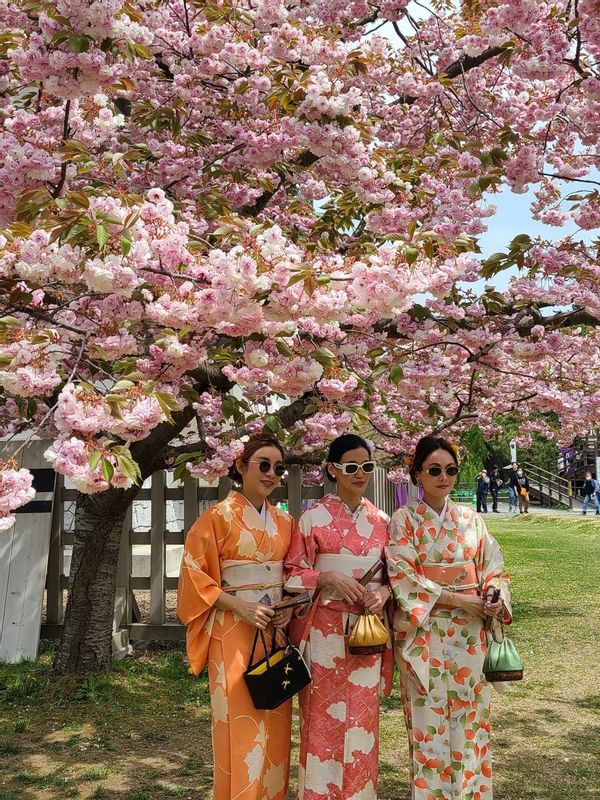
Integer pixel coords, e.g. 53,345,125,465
154,391,179,410
120,236,132,257
96,224,109,248
312,347,336,367
389,364,404,384
264,415,282,433
275,341,294,357
112,379,135,392
70,35,91,53
221,397,236,419
101,459,114,482
405,247,419,265
89,451,102,471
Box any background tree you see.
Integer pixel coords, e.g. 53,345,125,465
0,0,598,672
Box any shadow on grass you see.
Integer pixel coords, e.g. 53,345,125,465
0,652,214,800
494,718,600,800
575,694,600,712
511,600,577,620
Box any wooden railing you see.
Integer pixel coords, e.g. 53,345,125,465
42,466,396,646
522,461,575,509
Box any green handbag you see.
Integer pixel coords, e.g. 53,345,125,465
483,620,524,682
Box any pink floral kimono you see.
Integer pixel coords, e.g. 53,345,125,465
285,494,392,800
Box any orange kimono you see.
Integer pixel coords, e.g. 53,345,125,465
177,490,294,800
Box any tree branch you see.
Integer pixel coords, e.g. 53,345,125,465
158,391,315,468
391,46,507,105
235,151,320,217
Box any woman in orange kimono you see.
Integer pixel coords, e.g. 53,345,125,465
177,436,295,800
285,434,393,800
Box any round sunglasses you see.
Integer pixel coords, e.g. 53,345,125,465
247,459,286,477
422,465,459,477
332,460,376,475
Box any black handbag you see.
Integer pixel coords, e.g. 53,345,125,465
244,629,311,710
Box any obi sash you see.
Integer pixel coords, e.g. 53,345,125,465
314,553,384,610
422,560,480,610
220,560,284,605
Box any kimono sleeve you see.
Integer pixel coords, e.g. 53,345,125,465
385,508,443,629
475,514,513,624
284,510,320,593
176,508,223,675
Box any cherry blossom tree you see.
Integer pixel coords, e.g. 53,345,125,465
0,0,598,672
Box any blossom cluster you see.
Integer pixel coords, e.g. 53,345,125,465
0,462,35,531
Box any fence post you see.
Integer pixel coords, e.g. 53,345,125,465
218,477,232,500
150,471,166,625
45,474,64,625
116,506,132,627
183,473,197,541
287,466,302,521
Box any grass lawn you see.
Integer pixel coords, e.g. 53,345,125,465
1,514,599,800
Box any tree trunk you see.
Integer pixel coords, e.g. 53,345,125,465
52,490,131,674
50,368,233,674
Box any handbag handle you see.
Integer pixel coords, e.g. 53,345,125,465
489,618,506,644
249,628,270,667
248,627,291,669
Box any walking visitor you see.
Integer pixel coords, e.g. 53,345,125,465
489,467,503,513
476,469,490,513
581,472,600,515
516,468,530,514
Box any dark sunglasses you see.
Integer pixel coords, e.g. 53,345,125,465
332,460,376,475
423,465,459,477
247,459,286,477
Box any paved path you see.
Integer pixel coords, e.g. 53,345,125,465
460,500,600,518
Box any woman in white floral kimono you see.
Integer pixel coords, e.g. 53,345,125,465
386,435,512,800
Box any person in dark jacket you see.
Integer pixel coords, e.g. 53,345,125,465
515,468,530,514
507,462,520,514
489,467,503,513
476,469,490,513
581,472,600,515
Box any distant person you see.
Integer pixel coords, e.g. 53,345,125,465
507,462,520,514
581,472,600,516
476,469,490,513
489,467,503,513
516,468,530,514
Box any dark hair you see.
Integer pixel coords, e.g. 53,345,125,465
229,435,285,483
409,435,458,485
325,434,371,481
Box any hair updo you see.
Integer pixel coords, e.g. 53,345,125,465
325,434,372,482
408,435,458,485
228,435,285,483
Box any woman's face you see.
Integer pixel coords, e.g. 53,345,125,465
416,448,458,502
329,446,372,497
237,446,285,503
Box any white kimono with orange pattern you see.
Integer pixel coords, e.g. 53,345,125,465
177,490,293,800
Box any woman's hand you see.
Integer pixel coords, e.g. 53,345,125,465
319,570,366,603
272,606,294,628
483,589,504,620
363,586,391,615
234,600,275,630
439,590,485,618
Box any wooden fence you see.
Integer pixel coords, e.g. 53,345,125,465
41,467,396,647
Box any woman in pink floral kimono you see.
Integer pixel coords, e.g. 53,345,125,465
285,434,393,800
386,435,512,800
